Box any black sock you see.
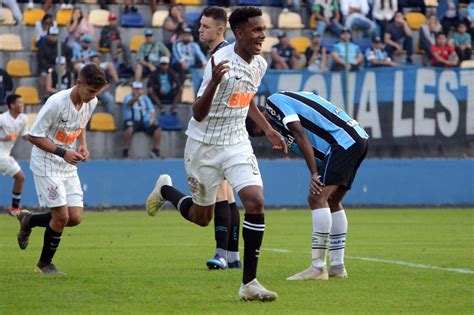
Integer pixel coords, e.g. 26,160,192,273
12,191,21,208
228,202,240,253
214,201,231,252
39,225,62,266
29,212,52,228
242,213,265,284
161,185,193,221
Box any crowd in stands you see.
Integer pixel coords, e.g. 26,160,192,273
0,0,473,158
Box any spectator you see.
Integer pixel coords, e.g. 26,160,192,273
430,32,459,67
420,14,442,58
365,35,396,67
66,7,94,57
135,29,170,82
372,0,398,37
384,11,414,63
122,81,162,159
0,67,13,105
45,56,73,97
452,22,472,62
311,0,343,37
270,31,301,70
330,28,365,71
172,27,207,81
397,0,426,15
163,5,184,51
305,32,327,72
99,13,132,69
37,27,73,95
34,13,57,48
340,0,376,36
148,56,182,114
89,53,117,115
437,0,461,34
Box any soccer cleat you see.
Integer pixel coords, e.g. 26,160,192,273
329,264,348,278
146,174,172,217
286,265,329,281
228,260,242,269
206,254,227,270
239,279,278,302
34,263,66,275
17,210,32,250
8,207,22,216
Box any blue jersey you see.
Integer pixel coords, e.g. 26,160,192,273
266,91,369,160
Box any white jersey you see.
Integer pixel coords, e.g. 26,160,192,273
29,88,97,177
186,43,267,145
0,111,27,157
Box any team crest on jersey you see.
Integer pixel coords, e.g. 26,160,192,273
187,176,200,194
47,186,59,200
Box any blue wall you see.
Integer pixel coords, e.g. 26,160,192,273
1,159,473,208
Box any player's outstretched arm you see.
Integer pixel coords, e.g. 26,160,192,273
192,56,229,122
28,136,84,166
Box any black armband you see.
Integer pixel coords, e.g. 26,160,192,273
54,147,67,158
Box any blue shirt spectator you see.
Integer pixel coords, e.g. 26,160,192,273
330,28,365,71
365,36,396,67
123,90,156,126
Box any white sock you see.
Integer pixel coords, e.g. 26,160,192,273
215,248,227,261
311,208,332,268
329,210,348,266
227,251,240,263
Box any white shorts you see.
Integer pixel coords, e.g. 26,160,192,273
33,174,83,208
184,137,263,206
0,156,21,177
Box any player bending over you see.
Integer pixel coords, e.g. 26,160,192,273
246,91,369,280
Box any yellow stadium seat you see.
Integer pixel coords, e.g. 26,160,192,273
278,10,304,29
460,60,474,68
262,36,279,54
7,59,32,77
181,85,195,104
175,0,201,4
56,9,73,26
23,8,45,26
115,85,131,104
130,35,146,53
89,112,116,131
83,0,98,3
424,0,438,7
406,12,426,30
26,113,37,130
262,11,273,29
0,33,24,51
290,36,311,54
152,10,168,27
15,86,41,105
88,9,110,27
31,35,38,52
0,8,16,26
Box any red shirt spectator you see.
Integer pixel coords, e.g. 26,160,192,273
430,32,459,67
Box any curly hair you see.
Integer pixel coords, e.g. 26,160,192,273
228,6,262,33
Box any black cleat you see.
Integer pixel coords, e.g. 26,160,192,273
17,210,32,250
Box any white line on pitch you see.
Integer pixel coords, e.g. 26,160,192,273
262,248,474,275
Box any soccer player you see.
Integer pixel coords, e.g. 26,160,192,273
0,94,28,216
246,91,369,280
146,7,286,301
198,6,241,270
17,64,107,275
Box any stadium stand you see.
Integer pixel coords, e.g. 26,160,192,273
15,86,41,106
115,85,132,104
406,12,426,30
88,9,110,27
23,8,45,26
175,0,202,5
6,59,32,78
278,10,305,29
129,34,146,53
26,112,37,130
290,36,311,54
56,9,73,26
0,33,24,51
0,7,16,26
152,10,168,28
262,36,279,53
89,112,116,131
460,60,474,68
424,0,439,7
31,35,38,52
181,85,195,104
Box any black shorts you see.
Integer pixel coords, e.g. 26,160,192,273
123,120,160,136
319,139,368,190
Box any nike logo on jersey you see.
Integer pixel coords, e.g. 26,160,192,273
61,119,68,123
235,76,242,80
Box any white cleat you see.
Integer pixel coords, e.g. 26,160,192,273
286,265,328,281
146,174,172,216
329,264,348,278
239,279,278,302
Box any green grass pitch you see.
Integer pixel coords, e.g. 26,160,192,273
1,209,472,314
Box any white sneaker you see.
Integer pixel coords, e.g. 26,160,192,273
238,279,278,302
286,265,328,281
329,264,348,278
146,174,172,216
